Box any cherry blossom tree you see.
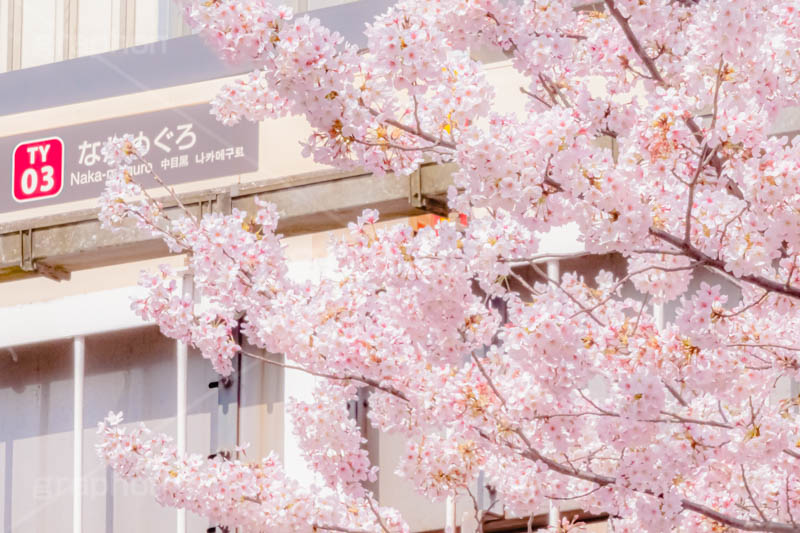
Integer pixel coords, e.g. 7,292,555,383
95,0,800,531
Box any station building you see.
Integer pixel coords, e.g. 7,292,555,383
0,1,538,531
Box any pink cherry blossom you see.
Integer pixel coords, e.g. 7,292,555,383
97,1,800,531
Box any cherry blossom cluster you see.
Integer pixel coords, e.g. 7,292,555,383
287,383,378,498
96,0,800,531
97,412,406,533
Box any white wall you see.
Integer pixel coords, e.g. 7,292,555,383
0,0,9,73
20,0,59,68
0,339,74,531
77,0,116,57
134,0,160,45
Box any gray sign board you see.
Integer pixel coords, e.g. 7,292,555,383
1,103,259,214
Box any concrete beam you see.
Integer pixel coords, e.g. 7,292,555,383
0,163,454,283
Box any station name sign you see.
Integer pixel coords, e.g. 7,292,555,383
1,103,259,214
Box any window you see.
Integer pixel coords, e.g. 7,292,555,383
0,0,193,72
77,0,118,57
134,0,161,46
0,339,74,531
0,0,369,73
0,0,9,73
20,0,61,68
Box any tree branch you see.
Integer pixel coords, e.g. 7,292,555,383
602,0,738,195
649,228,800,300
241,350,408,402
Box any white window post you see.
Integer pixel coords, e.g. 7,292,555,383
546,260,561,529
73,335,85,533
175,273,192,533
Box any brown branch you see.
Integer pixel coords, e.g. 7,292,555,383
545,486,603,502
629,293,650,337
602,0,738,196
240,350,408,402
526,263,606,327
316,525,376,533
245,496,377,533
717,291,770,319
520,86,553,108
741,465,769,524
470,348,797,532
569,261,701,321
351,137,448,153
727,343,800,352
649,227,800,300
786,474,797,526
472,352,509,412
366,497,392,533
662,380,689,407
785,449,800,460
515,439,797,531
684,144,720,243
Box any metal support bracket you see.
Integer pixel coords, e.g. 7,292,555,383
409,169,423,209
198,198,213,219
409,168,450,217
215,190,233,215
19,228,33,272
420,195,450,217
18,228,70,281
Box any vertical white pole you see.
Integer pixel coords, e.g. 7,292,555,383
53,0,65,61
176,337,187,453
546,260,561,529
653,302,665,331
445,495,456,533
176,274,191,533
176,334,187,533
73,336,85,533
546,260,560,284
548,504,561,529
110,0,123,49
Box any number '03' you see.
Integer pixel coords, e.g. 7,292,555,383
19,166,55,195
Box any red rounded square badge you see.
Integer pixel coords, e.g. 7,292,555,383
12,137,65,203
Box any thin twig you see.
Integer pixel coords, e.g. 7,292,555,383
741,465,769,523
366,496,392,533
663,380,689,407
240,350,408,402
